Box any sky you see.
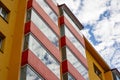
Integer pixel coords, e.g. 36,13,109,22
56,0,120,71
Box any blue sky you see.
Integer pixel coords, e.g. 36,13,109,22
56,0,120,71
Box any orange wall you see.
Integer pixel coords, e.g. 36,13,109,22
0,0,27,80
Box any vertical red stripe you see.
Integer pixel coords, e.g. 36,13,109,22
60,36,66,47
24,21,31,34
62,60,68,74
21,49,29,66
59,16,64,25
27,0,33,9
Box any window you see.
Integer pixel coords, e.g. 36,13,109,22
68,73,75,80
63,10,83,37
26,8,59,47
63,72,75,80
66,47,88,80
21,65,44,80
64,25,86,58
93,64,102,80
0,1,9,21
36,0,58,25
0,32,5,52
23,33,60,78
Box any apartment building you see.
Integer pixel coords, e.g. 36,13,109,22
0,0,120,80
58,4,89,80
20,0,88,80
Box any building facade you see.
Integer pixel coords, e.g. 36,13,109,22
0,0,27,80
20,0,88,80
58,4,89,80
21,0,60,80
0,0,120,80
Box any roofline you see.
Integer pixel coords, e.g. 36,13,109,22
111,68,120,74
84,36,111,72
58,4,84,30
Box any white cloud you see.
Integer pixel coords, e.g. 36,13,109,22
93,19,114,42
78,0,108,24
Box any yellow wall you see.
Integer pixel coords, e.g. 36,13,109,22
0,0,27,80
104,71,113,80
86,50,113,80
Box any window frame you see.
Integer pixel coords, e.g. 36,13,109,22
26,8,59,47
64,25,86,58
93,63,103,80
35,0,58,25
0,1,10,22
21,64,44,80
66,47,88,79
23,33,60,78
0,32,5,53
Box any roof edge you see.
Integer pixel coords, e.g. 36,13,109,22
84,36,111,72
58,4,84,30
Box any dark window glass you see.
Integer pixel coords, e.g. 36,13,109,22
93,64,102,80
0,1,9,20
0,32,5,52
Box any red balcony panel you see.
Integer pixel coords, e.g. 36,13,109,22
62,60,68,74
22,49,59,80
24,21,31,34
64,17,85,47
24,21,61,62
59,16,64,26
27,0,33,9
67,61,85,80
66,38,88,69
60,36,66,48
59,35,88,68
62,60,85,80
32,0,60,37
46,0,59,15
21,49,29,66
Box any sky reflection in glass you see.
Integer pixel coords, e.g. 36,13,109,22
63,10,83,37
65,26,86,58
66,47,88,80
36,0,58,25
21,65,44,80
27,9,59,48
24,34,60,78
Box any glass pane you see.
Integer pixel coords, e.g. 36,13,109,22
36,0,58,25
68,73,75,80
21,65,44,80
1,8,7,19
63,10,83,37
27,9,59,48
0,7,7,19
0,37,2,49
65,26,86,58
66,47,88,80
24,33,60,79
116,75,120,80
0,7,2,14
